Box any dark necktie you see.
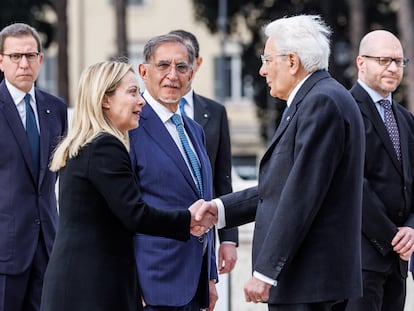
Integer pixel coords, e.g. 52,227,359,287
379,99,401,161
171,113,203,197
25,94,40,179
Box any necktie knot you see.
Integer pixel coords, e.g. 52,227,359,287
171,113,183,127
379,99,392,110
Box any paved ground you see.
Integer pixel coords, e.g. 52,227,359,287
215,222,414,311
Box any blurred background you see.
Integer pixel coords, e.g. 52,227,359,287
2,0,413,310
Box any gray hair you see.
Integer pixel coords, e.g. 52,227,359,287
264,15,331,72
0,23,42,54
142,33,195,65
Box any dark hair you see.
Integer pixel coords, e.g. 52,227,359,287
169,29,200,58
0,23,42,53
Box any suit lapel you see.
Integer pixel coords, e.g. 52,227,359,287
0,81,37,183
193,93,209,127
263,71,328,163
35,89,52,187
182,114,212,199
351,83,402,174
394,106,408,176
140,103,201,196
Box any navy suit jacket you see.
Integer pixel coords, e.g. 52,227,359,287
129,100,218,307
219,70,365,303
192,93,237,244
350,82,414,278
0,80,67,274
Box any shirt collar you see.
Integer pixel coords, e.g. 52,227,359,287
286,73,311,108
357,79,392,103
182,89,194,109
5,79,35,106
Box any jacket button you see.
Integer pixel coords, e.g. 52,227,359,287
198,236,204,243
34,219,41,225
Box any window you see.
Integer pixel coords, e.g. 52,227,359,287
37,53,58,95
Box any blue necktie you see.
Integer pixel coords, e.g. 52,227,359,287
179,98,187,117
171,113,203,197
379,99,401,161
25,94,40,180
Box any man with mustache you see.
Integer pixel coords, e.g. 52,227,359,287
129,33,218,311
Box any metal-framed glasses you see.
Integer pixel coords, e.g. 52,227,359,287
362,55,409,68
2,52,40,63
147,61,192,75
260,53,288,65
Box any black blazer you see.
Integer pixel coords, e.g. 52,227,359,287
40,133,191,311
350,82,414,277
220,71,365,303
193,92,237,244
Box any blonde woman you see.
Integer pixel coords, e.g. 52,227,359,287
40,61,215,311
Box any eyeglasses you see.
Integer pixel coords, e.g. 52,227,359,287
260,53,288,65
147,61,192,75
2,52,40,63
361,55,409,68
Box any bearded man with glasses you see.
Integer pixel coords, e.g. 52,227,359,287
346,30,414,311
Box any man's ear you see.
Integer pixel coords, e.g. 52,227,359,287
288,53,300,74
138,63,148,81
195,56,203,70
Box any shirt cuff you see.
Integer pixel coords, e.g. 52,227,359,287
213,198,226,229
220,241,237,246
253,271,278,287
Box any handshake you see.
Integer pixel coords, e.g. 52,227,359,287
188,199,219,237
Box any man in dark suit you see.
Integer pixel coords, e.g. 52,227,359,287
0,23,67,310
169,29,238,274
345,30,414,311
198,15,365,311
129,33,218,311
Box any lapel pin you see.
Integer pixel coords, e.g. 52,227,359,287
45,109,50,114
203,113,208,119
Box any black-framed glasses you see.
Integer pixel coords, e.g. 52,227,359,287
260,53,288,65
2,52,40,63
147,61,192,75
361,55,409,68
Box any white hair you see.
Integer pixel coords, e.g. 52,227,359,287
264,15,332,72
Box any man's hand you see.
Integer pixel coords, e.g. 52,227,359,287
244,276,271,304
188,199,217,237
391,226,414,261
218,243,237,274
195,200,218,222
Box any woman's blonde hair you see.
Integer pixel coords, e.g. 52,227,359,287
50,60,134,171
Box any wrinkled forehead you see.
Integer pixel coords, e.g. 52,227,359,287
152,42,190,63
